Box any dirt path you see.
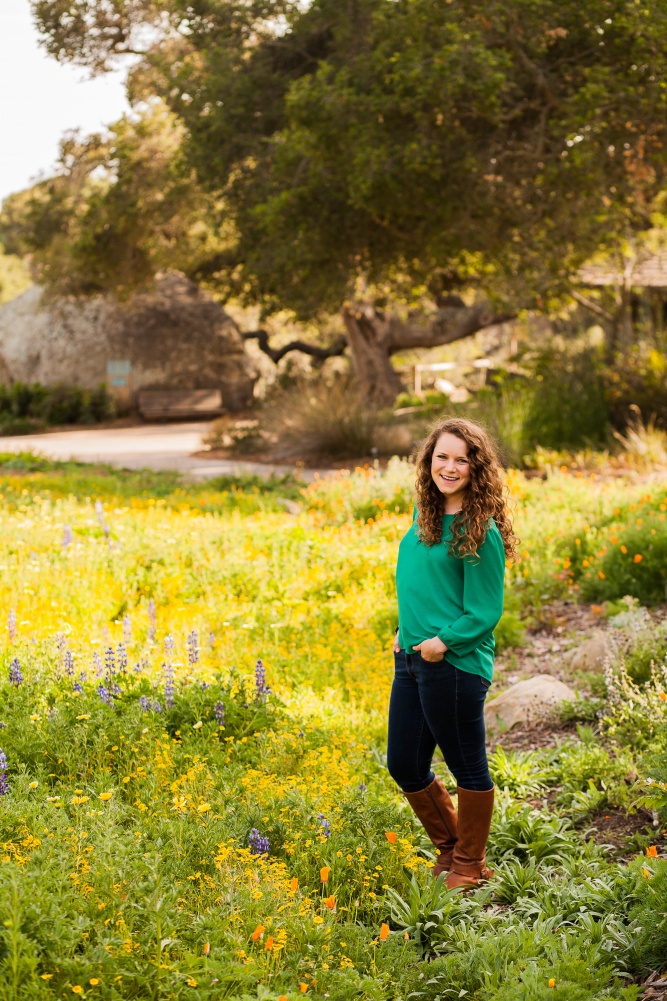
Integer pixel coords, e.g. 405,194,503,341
0,422,336,481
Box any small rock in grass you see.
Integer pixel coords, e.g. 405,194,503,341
485,674,576,732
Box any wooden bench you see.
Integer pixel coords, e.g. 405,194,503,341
136,388,225,421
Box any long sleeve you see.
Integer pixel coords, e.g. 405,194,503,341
436,526,505,656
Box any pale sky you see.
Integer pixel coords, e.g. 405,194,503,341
0,0,131,203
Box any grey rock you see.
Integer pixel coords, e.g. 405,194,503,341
566,633,612,674
485,674,576,731
0,272,258,410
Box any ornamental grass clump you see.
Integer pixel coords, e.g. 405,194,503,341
263,376,383,460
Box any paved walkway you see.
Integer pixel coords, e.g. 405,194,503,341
0,422,333,481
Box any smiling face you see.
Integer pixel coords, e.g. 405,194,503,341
430,431,471,510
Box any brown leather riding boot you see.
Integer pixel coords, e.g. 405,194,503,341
404,776,458,878
446,786,494,890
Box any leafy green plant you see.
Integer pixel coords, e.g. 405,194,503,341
494,611,526,652
384,873,478,958
521,347,610,451
490,793,580,864
0,381,115,432
489,747,547,798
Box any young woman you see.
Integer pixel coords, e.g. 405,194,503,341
387,417,518,889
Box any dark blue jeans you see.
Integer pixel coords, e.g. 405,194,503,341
387,649,493,793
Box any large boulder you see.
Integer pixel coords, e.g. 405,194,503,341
0,272,257,410
485,674,576,731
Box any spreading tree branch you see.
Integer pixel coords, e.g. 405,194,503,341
242,329,347,364
570,290,614,323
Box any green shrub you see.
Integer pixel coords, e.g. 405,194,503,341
522,347,610,450
0,382,115,430
494,610,526,652
556,490,667,606
580,522,667,606
606,347,667,428
0,415,45,435
456,381,533,466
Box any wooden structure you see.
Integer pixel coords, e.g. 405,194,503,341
578,248,667,289
577,246,667,353
136,388,224,421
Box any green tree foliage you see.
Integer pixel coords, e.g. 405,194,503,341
0,251,32,305
30,0,667,317
0,101,227,297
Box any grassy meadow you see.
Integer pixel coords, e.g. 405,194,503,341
0,454,665,1000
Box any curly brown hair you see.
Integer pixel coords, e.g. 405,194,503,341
415,417,519,561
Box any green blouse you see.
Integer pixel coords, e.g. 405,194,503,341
396,511,505,682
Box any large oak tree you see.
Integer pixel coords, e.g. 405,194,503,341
23,0,667,401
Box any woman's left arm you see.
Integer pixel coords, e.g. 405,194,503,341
436,527,506,656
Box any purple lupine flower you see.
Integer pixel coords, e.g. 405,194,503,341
163,663,175,708
93,651,104,677
95,501,110,541
147,600,156,644
187,630,199,665
0,750,8,795
78,670,87,685
248,828,270,855
9,658,23,686
55,633,67,651
7,610,16,643
209,630,215,647
201,681,210,690
97,684,114,707
152,700,162,713
214,701,225,727
317,813,331,838
139,695,151,713
255,659,271,701
358,783,367,792
62,525,73,548
164,634,174,657
116,643,128,673
73,681,84,694
105,646,115,678
0,722,6,730
122,614,132,644
64,650,75,676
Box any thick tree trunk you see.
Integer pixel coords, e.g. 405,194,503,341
340,305,405,406
341,301,512,405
